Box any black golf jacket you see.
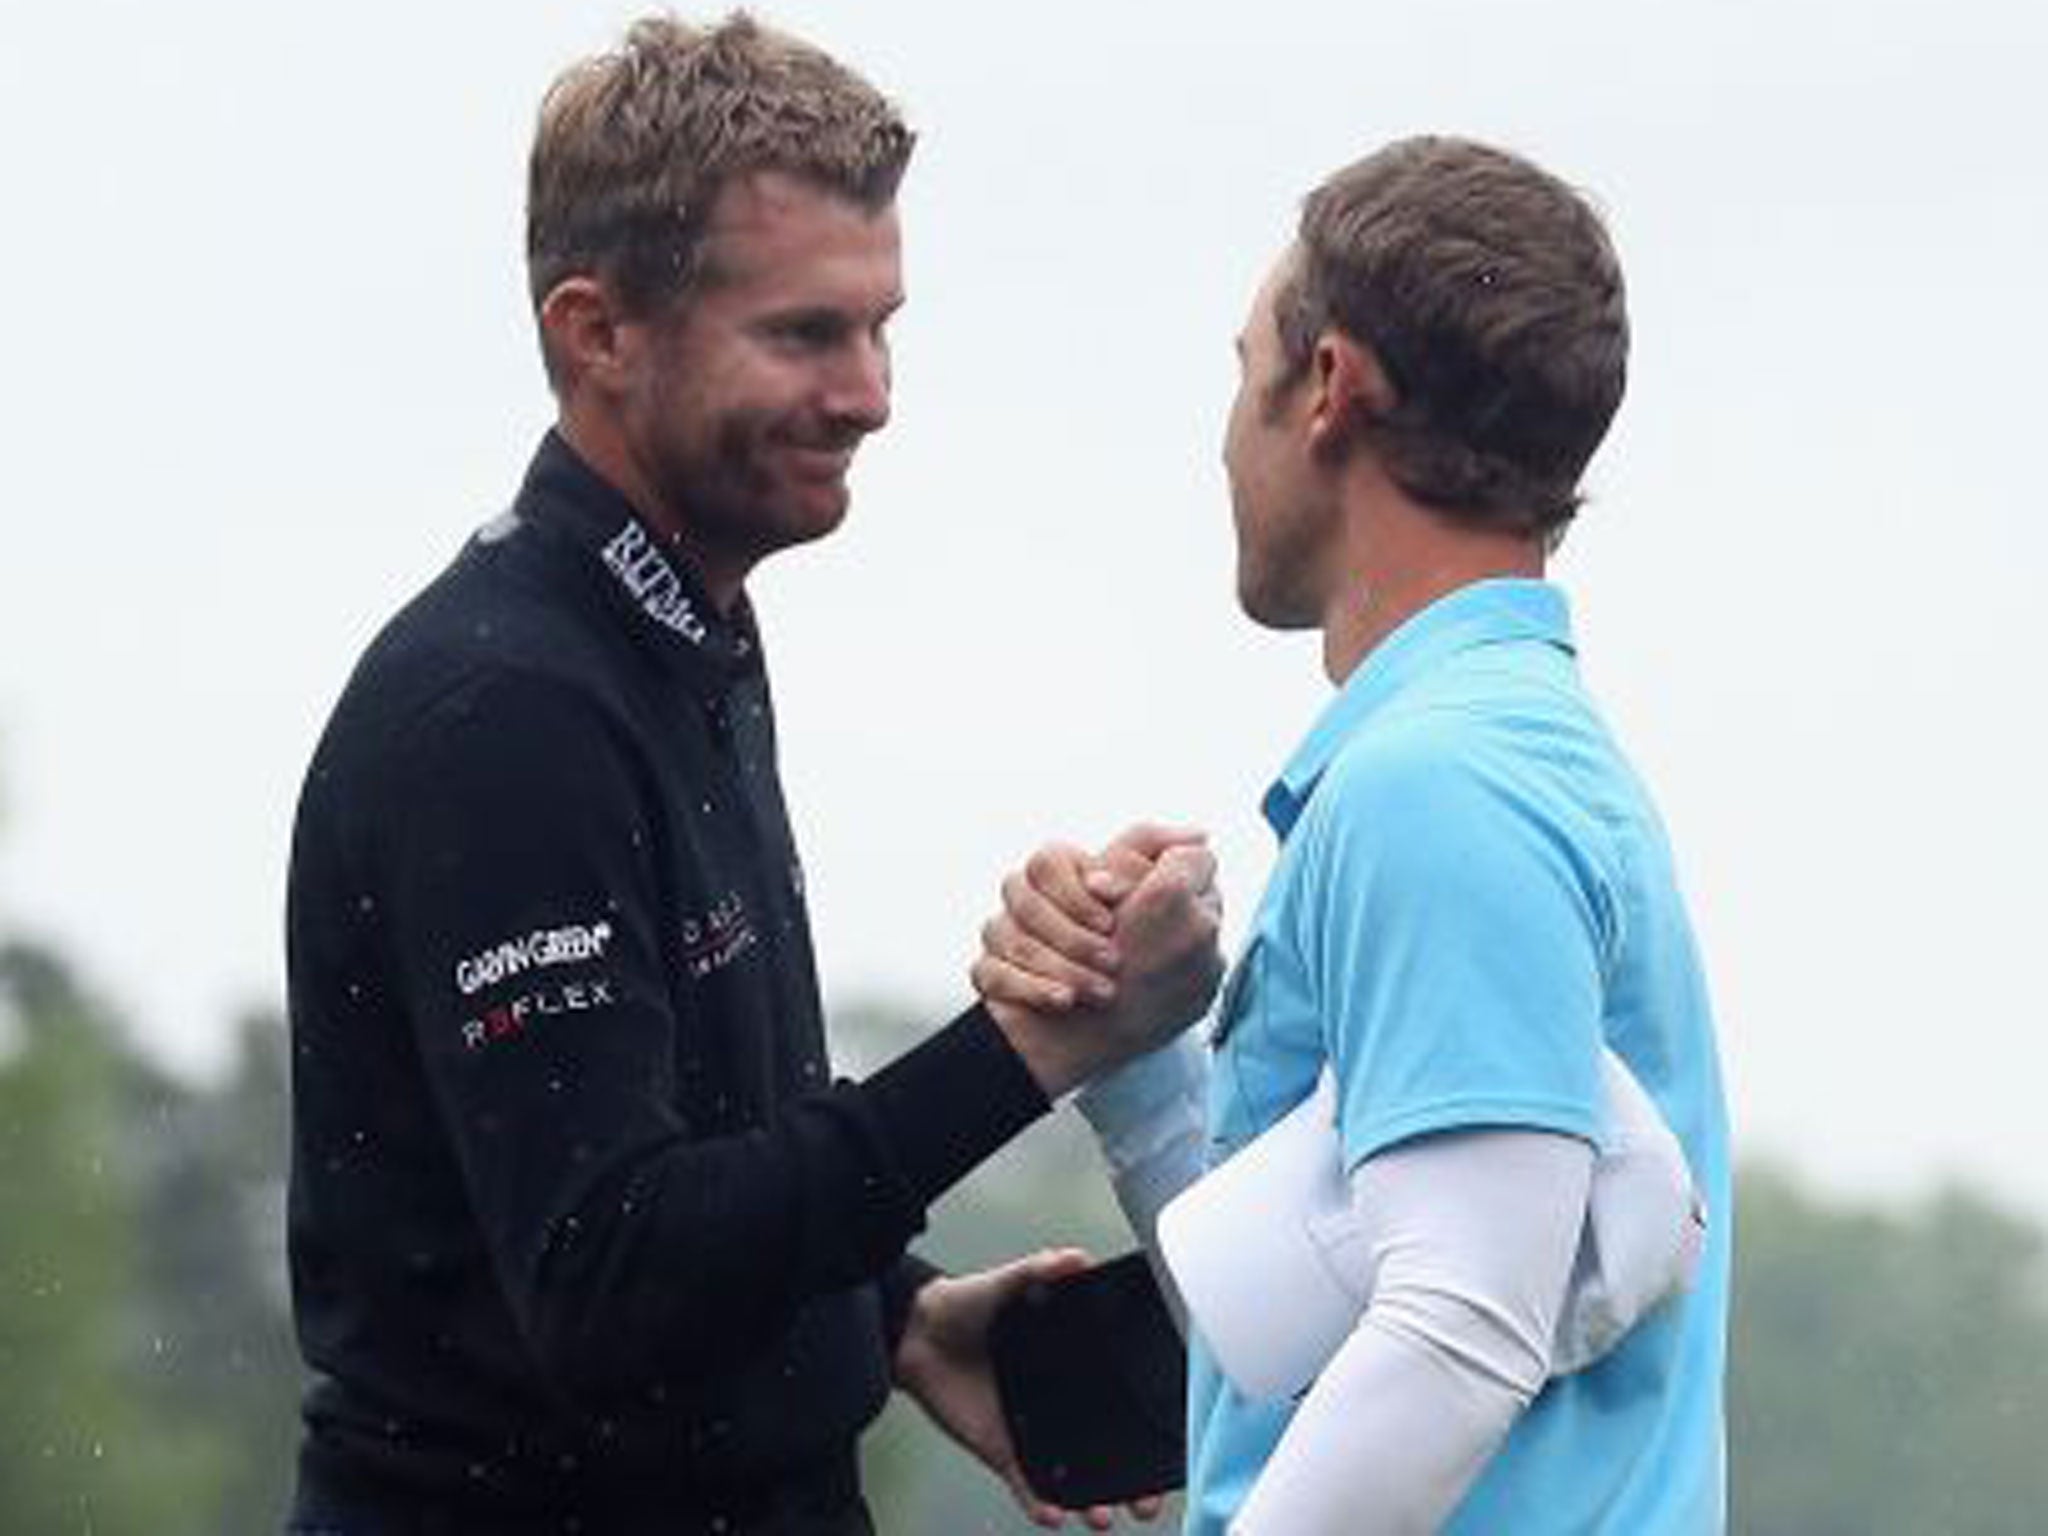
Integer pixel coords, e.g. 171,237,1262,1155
285,431,1050,1532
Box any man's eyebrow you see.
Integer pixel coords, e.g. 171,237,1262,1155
760,294,905,326
753,304,849,332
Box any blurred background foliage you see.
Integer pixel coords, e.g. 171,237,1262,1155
3,924,2046,1531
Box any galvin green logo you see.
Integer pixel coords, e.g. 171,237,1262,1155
455,919,614,996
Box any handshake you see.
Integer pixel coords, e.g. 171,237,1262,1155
972,825,1227,1100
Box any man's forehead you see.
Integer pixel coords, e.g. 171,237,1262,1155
686,169,898,296
701,168,895,241
1259,245,1303,304
648,179,893,339
1241,244,1301,338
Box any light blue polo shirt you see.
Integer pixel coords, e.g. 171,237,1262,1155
1184,578,1730,1534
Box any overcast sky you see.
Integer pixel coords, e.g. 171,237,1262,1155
2,0,2043,1219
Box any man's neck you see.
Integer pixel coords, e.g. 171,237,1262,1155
556,408,749,614
1320,500,1545,683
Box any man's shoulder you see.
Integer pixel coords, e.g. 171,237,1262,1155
1296,689,1624,901
1322,651,1626,822
1312,701,1494,821
375,529,586,656
318,537,629,771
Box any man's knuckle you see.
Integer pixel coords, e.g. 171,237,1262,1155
1029,844,1076,883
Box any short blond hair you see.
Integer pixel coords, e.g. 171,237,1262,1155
527,12,913,381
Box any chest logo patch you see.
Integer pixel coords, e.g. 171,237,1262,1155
681,892,758,980
455,919,614,996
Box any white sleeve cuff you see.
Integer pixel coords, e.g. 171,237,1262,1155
1073,1029,1208,1176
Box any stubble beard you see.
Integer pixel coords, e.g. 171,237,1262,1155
1236,502,1334,633
650,406,851,575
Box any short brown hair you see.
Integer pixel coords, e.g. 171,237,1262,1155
1274,136,1627,539
527,12,914,378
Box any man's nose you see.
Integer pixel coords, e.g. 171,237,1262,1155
825,335,891,433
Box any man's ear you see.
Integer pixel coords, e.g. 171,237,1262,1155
1307,331,1397,456
539,276,638,394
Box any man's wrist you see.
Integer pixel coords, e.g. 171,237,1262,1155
881,1253,945,1367
890,1273,943,1386
985,996,1092,1099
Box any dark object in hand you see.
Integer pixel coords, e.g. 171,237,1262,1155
990,1251,1187,1506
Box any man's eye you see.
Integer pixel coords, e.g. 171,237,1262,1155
774,317,842,349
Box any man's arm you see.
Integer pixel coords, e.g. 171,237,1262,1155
373,675,1219,1404
1230,1128,1591,1534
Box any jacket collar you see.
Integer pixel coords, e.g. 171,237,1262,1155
510,430,764,690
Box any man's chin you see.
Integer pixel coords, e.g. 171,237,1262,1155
1236,575,1316,632
777,480,853,546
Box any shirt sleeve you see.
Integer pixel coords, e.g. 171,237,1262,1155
1229,1126,1593,1534
1294,720,1615,1166
373,671,1047,1402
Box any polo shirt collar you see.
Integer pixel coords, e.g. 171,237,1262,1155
1262,578,1574,838
514,430,763,687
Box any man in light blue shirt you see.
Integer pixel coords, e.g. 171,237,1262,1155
1180,574,1728,1533
976,136,1728,1532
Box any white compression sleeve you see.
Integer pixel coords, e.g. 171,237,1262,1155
1072,1032,1210,1245
1072,1033,1209,1321
1229,1128,1595,1536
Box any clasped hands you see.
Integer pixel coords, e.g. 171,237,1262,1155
975,824,1226,1099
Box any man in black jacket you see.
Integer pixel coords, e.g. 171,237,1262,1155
284,15,1222,1534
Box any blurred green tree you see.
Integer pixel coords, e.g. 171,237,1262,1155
1730,1163,2048,1535
128,1007,301,1529
0,943,298,1534
0,941,230,1530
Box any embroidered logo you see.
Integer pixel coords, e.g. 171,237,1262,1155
460,979,619,1050
681,892,757,980
455,920,614,996
602,523,709,645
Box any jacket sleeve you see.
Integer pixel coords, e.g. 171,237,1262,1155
373,670,1047,1401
